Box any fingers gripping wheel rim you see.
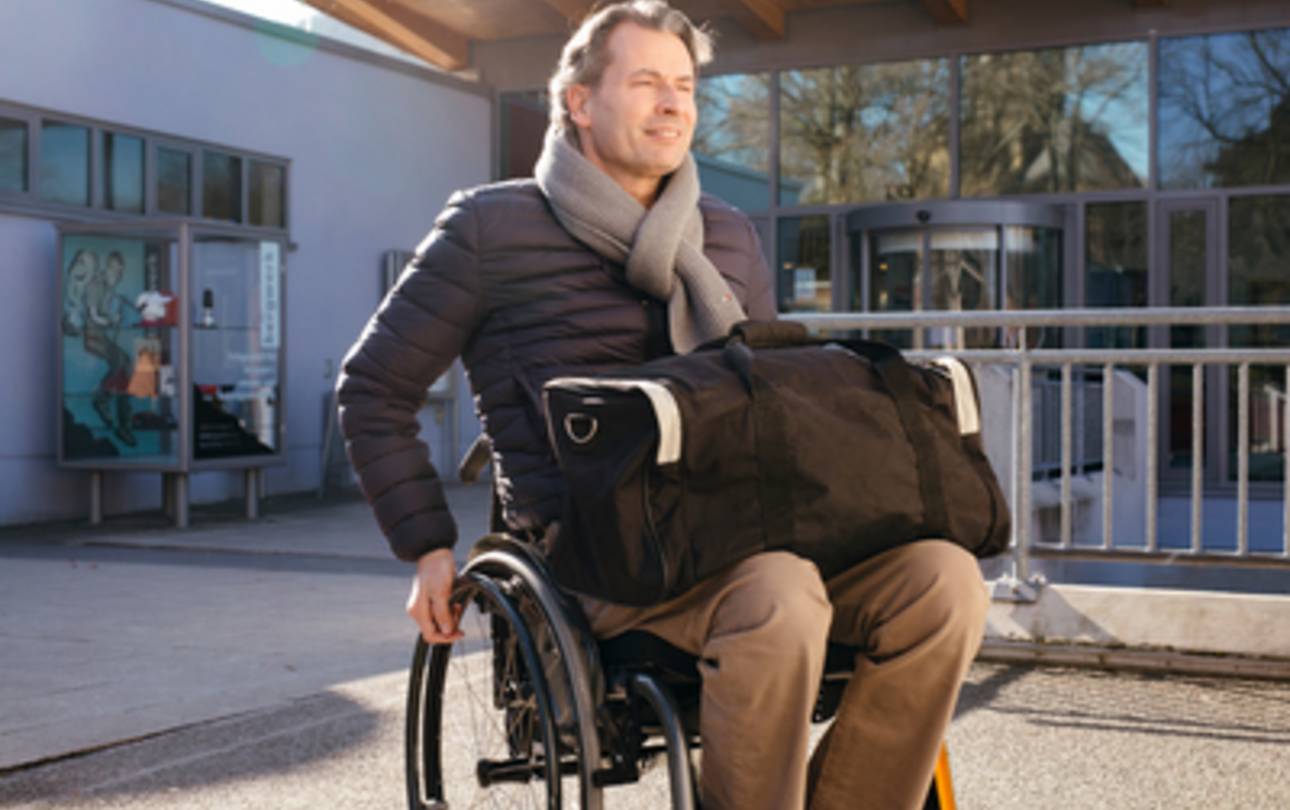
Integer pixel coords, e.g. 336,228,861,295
406,575,566,809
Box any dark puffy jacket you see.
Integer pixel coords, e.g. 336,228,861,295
337,179,775,562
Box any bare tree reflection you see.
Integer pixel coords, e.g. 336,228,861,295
773,60,951,204
961,43,1147,195
1160,27,1290,188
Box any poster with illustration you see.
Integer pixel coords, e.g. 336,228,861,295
61,235,179,462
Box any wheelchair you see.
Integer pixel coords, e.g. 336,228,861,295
404,532,958,809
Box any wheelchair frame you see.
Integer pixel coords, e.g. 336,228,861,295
404,534,954,809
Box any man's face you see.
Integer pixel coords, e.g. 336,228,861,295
567,23,696,197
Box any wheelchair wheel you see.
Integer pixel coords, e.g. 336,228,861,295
406,573,565,809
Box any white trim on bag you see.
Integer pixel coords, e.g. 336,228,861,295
932,357,982,436
544,378,683,466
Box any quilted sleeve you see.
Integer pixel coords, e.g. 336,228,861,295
336,191,484,562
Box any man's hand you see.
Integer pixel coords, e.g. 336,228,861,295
407,548,464,644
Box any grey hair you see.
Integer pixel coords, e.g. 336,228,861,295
547,1,713,136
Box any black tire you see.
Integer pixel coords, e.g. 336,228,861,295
467,543,607,810
406,573,564,809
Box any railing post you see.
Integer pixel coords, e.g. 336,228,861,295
1284,364,1290,559
1238,362,1250,556
1060,363,1072,549
993,335,1040,602
1191,364,1204,554
1146,363,1159,552
1102,363,1115,551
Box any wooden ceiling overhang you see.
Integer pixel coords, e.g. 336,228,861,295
301,0,1169,72
302,1,949,72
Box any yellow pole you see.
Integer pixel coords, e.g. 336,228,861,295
934,741,957,810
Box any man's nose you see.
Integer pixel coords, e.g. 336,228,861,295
657,86,682,115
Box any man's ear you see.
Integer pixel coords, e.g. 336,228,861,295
567,84,593,128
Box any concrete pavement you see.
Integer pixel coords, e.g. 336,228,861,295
0,484,491,772
2,483,1289,808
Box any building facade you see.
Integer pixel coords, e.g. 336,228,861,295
491,0,1290,497
0,0,489,524
2,0,1288,530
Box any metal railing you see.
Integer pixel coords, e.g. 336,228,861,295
787,306,1290,599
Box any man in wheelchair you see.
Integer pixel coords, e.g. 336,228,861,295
337,2,989,808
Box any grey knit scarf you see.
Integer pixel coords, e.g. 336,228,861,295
534,129,746,354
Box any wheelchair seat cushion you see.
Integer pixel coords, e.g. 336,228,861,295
599,630,701,682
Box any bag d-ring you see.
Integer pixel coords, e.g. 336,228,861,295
564,413,598,445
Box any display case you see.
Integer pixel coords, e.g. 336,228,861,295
57,221,286,526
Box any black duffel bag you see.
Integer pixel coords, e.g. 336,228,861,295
541,320,1010,606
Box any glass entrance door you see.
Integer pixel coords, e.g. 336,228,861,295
1157,199,1219,478
868,227,999,348
869,228,923,347
1227,195,1290,484
850,200,1066,346
928,228,998,349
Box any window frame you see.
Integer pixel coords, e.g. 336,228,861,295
248,158,289,230
0,107,35,199
38,117,94,209
151,139,198,218
101,128,148,215
0,98,288,235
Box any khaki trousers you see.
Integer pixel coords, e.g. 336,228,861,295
578,541,989,810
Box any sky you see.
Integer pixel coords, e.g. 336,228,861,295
202,0,318,26
198,0,428,66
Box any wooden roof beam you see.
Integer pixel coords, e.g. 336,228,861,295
920,0,968,24
539,0,596,24
304,0,471,70
725,0,788,40
1132,0,1168,6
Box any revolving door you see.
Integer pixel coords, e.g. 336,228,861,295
848,201,1068,348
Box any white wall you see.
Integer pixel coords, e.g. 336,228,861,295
0,0,491,523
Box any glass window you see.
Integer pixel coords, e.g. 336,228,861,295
157,146,192,215
191,237,282,458
960,43,1148,195
1227,194,1290,481
868,229,921,347
1229,194,1290,345
249,161,285,228
780,59,950,206
0,117,26,193
1085,202,1147,347
694,73,771,211
870,230,921,309
930,228,998,348
40,120,90,206
1005,226,1062,348
499,91,547,179
1159,27,1290,189
103,132,144,213
777,216,831,312
202,150,242,222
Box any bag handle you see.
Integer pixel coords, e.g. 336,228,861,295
721,340,795,548
728,319,813,349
